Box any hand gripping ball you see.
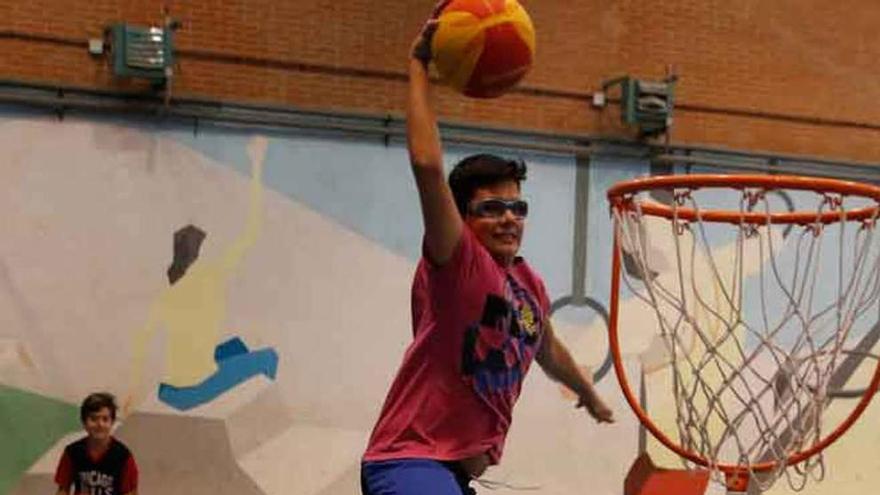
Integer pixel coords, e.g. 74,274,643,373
431,0,536,98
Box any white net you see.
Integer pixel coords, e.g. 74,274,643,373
612,180,880,493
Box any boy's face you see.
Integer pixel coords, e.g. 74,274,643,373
83,407,114,443
465,180,525,264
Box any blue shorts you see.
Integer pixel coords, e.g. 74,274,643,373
361,459,476,495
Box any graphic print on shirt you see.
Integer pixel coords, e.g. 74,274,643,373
77,470,115,495
461,273,543,403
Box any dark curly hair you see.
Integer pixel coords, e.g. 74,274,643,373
448,154,527,216
80,392,118,423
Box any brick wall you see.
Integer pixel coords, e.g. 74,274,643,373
3,0,880,163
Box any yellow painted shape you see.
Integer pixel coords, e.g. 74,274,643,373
127,137,267,408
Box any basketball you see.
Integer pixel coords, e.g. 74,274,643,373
431,0,536,98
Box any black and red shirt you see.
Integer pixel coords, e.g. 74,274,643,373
54,437,138,495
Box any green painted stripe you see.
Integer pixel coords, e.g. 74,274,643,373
0,385,80,494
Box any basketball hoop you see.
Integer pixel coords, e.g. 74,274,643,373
607,174,880,493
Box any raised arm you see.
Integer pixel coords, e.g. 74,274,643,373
221,135,266,273
408,5,462,267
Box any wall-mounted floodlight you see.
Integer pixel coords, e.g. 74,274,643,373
601,75,677,137
108,22,176,83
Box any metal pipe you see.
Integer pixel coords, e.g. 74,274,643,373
676,101,880,132
0,80,592,157
0,30,86,48
1,78,879,175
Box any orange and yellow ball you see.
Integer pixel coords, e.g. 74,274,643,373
431,0,536,98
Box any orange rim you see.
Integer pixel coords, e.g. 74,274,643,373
608,174,880,226
607,174,880,483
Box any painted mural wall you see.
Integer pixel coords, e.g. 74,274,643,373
2,113,879,495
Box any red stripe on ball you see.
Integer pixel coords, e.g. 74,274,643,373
465,23,532,98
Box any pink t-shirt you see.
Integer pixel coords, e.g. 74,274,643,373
363,227,549,464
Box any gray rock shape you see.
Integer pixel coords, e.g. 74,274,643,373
226,387,295,458
9,473,54,495
622,249,659,282
315,462,360,495
116,412,265,495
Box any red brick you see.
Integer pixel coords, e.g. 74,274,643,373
2,0,880,163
